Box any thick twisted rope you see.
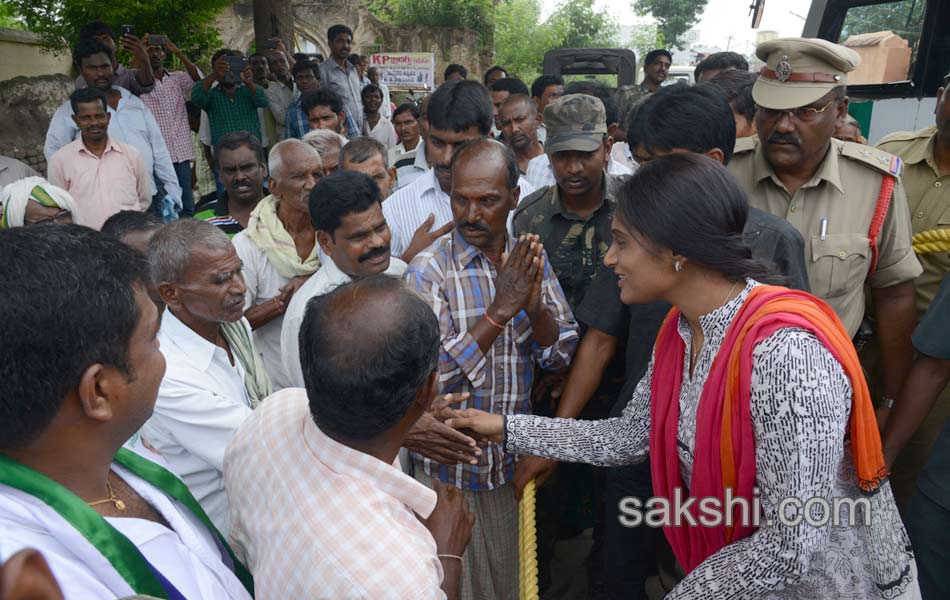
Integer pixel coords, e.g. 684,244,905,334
519,479,539,600
913,228,950,255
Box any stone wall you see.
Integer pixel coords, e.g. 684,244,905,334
0,74,73,175
215,1,492,85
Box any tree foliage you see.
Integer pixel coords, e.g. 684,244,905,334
493,0,618,83
368,0,495,47
547,0,618,49
625,21,665,66
4,0,232,60
633,0,708,49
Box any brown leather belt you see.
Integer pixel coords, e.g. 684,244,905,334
759,67,841,83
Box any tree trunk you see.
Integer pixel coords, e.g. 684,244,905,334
253,0,295,54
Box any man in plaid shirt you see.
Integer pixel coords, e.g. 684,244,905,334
406,138,578,599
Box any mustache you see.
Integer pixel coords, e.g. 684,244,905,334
358,245,390,263
459,221,489,232
768,133,801,146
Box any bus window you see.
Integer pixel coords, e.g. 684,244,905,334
836,0,927,85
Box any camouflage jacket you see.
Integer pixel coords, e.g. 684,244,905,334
512,173,627,310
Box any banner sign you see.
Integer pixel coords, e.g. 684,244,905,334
370,53,435,91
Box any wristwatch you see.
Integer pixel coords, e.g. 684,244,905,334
880,396,896,409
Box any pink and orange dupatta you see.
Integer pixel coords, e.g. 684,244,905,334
648,285,887,573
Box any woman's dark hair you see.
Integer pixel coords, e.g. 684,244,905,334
617,153,776,283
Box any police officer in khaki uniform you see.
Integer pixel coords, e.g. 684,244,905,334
877,70,950,507
728,37,922,421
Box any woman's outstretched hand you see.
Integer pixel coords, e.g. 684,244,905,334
445,410,505,444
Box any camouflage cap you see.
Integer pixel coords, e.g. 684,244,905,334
753,37,860,110
542,94,607,154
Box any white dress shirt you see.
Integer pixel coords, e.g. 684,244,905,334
281,255,408,388
230,230,295,389
0,441,252,600
44,86,182,209
383,168,451,259
140,311,252,535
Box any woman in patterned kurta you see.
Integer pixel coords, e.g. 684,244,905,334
448,154,919,599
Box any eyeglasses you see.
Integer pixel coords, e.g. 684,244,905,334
756,98,838,123
25,209,72,226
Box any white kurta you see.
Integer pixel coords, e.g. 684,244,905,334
0,442,251,600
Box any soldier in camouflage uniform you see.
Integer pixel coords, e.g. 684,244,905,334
511,93,628,595
613,48,671,130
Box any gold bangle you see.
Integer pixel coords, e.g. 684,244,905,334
437,554,463,562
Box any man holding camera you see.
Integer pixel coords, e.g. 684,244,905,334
191,49,269,150
142,35,201,216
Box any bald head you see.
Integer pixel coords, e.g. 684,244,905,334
450,137,519,191
299,275,440,442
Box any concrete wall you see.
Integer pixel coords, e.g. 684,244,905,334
0,28,71,82
0,74,73,175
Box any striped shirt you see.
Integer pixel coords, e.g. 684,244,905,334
405,229,579,490
382,168,450,259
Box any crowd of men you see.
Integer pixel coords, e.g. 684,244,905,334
0,16,949,600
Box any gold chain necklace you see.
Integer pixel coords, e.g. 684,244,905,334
86,477,126,512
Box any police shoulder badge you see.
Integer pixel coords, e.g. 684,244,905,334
775,56,793,82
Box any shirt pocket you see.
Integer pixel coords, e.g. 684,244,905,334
810,234,870,298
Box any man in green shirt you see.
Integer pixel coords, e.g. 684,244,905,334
191,49,269,147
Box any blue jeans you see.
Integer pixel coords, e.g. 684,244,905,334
174,161,194,217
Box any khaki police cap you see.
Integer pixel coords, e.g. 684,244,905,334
543,94,607,154
753,37,860,110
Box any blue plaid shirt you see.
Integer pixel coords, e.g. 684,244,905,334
405,230,579,490
285,97,360,140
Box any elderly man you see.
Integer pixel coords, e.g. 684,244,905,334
383,80,493,261
302,129,346,174
875,70,950,506
728,38,921,427
406,138,578,600
45,38,182,217
367,66,392,118
228,276,473,599
0,225,253,599
141,219,271,534
232,139,323,389
340,137,397,198
282,169,406,386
